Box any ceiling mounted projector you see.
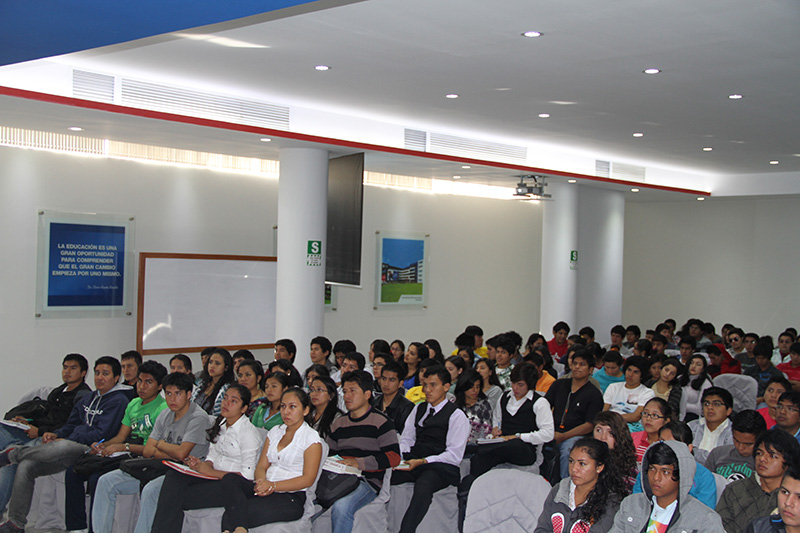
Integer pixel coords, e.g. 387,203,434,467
513,175,552,200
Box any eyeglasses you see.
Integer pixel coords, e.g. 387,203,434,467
702,401,726,408
729,337,741,342
641,411,665,420
776,404,800,413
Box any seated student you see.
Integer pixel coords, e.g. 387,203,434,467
746,462,800,533
475,358,504,407
748,342,786,406
333,339,357,374
455,344,477,369
369,339,391,367
92,372,213,533
688,386,734,466
308,376,343,439
578,326,596,346
603,355,654,433
392,365,469,533
546,321,570,361
613,440,725,532
444,356,466,384
632,421,718,509
593,411,637,491
775,391,800,443
326,371,401,533
372,361,414,435
631,398,673,467
644,354,666,388
268,359,304,388
650,333,669,358
524,352,555,394
559,344,603,391
706,409,767,482
120,350,142,390
545,349,604,479
425,339,446,366
0,356,131,533
772,331,796,366
760,376,792,427
391,339,406,363
252,371,290,429
680,353,715,422
621,324,641,357
404,359,443,405
370,352,391,397
64,360,169,532
778,343,800,391
467,364,553,479
535,437,626,533
708,343,742,378
717,428,800,533
492,335,516,390
150,384,266,533
602,324,626,354
0,353,91,515
676,336,697,367
232,349,255,375
305,363,331,389
191,348,235,416
274,338,297,364
336,351,367,409
310,336,341,384
593,351,626,393
454,368,494,448
237,359,268,418
504,330,525,366
169,353,193,376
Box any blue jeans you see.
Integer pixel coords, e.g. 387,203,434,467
92,469,165,533
557,435,582,479
330,478,378,533
0,425,34,514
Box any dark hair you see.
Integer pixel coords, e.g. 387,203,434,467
570,348,593,367
381,360,405,379
553,321,570,334
333,339,357,356
593,411,636,480
237,359,265,389
525,333,546,351
524,351,544,368
660,358,684,384
200,346,217,357
494,335,516,355
391,339,406,353
651,333,668,346
454,368,485,408
425,339,445,364
311,336,332,356
465,325,484,337
409,342,429,361
138,360,168,385
455,332,475,350
623,355,648,377
767,375,792,393
162,371,195,392
785,463,800,484
732,409,768,436
659,420,693,445
456,346,476,367
610,325,626,337
755,341,775,359
678,336,697,350
372,352,393,367
485,335,502,349
268,359,303,388
779,391,800,410
445,355,467,376
265,370,292,392
644,397,673,422
475,358,503,389
579,326,595,339
169,354,193,373
308,376,340,439
206,384,251,443
728,328,745,340
504,331,523,352
603,351,624,366
343,352,366,370
510,363,539,390
341,370,373,393
197,347,216,382
232,349,255,362
423,364,451,385
200,348,235,403
702,386,733,410
635,339,653,357
626,325,641,338
95,356,122,377
791,343,800,356
371,339,391,355
304,363,331,382
755,428,800,469
63,353,89,374
681,354,712,390
120,350,143,366
570,437,627,523
275,338,297,363
645,442,680,481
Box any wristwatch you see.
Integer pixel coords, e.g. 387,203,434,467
515,433,521,439
125,443,130,452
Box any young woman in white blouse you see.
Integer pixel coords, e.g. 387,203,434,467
218,386,322,533
151,384,263,533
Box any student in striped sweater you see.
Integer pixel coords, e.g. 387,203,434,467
326,370,401,533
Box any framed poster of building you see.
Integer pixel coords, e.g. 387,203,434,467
375,230,429,308
36,210,135,318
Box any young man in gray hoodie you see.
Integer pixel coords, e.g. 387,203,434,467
611,440,725,533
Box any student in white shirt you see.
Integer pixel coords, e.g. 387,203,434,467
603,356,655,432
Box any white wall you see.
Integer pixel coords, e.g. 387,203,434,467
622,196,800,338
0,146,542,402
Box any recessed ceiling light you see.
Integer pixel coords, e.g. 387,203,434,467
259,137,271,142
68,127,83,132
631,188,640,193
445,94,459,99
728,94,743,99
770,160,780,165
521,31,542,38
495,88,512,91
452,175,462,179
702,147,713,151
633,132,644,138
731,140,746,144
697,197,705,201
643,68,661,74
549,101,577,105
173,33,267,49
538,113,550,118
568,179,577,184
461,165,471,169
315,65,330,71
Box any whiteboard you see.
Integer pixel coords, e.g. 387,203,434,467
137,253,277,354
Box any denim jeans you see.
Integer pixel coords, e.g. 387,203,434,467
6,440,88,527
557,435,583,479
330,478,378,533
0,425,35,514
92,469,165,533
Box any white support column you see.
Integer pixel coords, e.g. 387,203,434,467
576,187,625,344
275,148,329,371
539,181,578,334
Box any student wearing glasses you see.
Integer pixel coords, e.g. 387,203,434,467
688,387,734,466
631,398,673,467
774,391,800,444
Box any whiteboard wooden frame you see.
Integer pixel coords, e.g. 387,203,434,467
136,253,277,355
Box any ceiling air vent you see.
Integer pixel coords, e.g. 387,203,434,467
595,160,646,182
404,129,427,151
120,79,290,130
73,70,115,104
595,160,611,178
429,132,527,164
